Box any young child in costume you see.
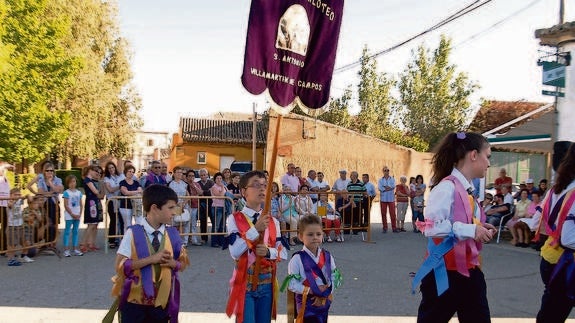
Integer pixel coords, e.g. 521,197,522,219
281,215,342,323
105,184,189,323
225,171,288,323
411,132,496,323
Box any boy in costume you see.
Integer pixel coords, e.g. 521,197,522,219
281,215,342,323
225,171,288,323
105,184,189,323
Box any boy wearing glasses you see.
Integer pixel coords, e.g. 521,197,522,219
225,171,288,323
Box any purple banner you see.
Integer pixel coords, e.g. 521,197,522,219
241,0,344,110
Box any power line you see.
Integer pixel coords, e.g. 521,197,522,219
454,0,543,48
334,0,494,74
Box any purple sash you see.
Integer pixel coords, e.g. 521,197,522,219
295,250,332,318
120,225,183,322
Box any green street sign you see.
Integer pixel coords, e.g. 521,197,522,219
541,61,565,87
542,89,565,97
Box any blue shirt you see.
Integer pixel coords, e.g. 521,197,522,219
364,182,376,198
378,176,396,202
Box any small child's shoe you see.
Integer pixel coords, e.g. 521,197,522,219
327,236,333,243
336,235,344,243
21,255,34,263
73,249,84,256
63,250,71,257
8,259,22,266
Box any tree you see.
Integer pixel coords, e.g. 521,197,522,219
292,85,353,128
55,0,142,165
397,35,478,149
0,0,81,163
356,46,395,138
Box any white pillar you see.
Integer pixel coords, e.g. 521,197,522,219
558,44,575,141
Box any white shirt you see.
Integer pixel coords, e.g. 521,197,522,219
555,181,575,249
104,175,121,199
333,178,350,192
7,199,23,226
424,168,477,240
287,245,337,294
226,206,287,261
117,219,167,258
306,177,320,200
63,189,83,221
503,193,514,206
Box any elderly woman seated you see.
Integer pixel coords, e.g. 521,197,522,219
512,191,542,248
507,189,531,246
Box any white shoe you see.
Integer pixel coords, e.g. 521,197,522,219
21,255,34,263
73,250,84,256
63,250,71,257
336,235,344,242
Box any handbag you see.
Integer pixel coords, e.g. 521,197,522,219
173,207,191,223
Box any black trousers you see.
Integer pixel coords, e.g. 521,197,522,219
0,206,7,250
107,200,122,244
199,200,212,243
537,258,575,322
120,302,169,323
417,268,491,323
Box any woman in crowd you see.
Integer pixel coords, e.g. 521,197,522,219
209,172,227,247
280,185,299,246
513,190,542,248
411,175,426,233
395,175,410,232
506,189,531,246
103,161,122,249
118,165,143,231
169,166,190,247
26,161,64,249
186,170,203,246
294,184,314,217
80,165,104,252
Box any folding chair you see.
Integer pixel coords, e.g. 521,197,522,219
496,205,515,244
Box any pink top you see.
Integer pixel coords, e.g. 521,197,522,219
210,184,226,207
527,201,540,217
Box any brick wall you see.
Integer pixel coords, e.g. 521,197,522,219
265,112,434,200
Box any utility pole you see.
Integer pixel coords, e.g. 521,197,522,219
559,0,565,24
252,102,257,171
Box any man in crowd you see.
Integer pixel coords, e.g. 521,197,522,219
280,163,299,192
306,170,320,204
378,166,397,233
494,168,513,195
362,173,376,230
346,171,365,234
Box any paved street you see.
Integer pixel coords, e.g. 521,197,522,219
1,220,574,323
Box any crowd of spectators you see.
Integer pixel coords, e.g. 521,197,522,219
483,167,547,248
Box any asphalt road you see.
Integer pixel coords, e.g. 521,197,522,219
1,222,574,322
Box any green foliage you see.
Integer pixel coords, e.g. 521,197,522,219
356,46,396,138
292,86,353,128
0,0,81,163
0,0,141,166
397,35,479,149
55,0,142,162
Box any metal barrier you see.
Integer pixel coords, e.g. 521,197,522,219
0,194,61,258
104,190,373,253
105,195,236,253
277,190,373,244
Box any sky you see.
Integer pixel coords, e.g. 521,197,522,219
117,0,573,133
